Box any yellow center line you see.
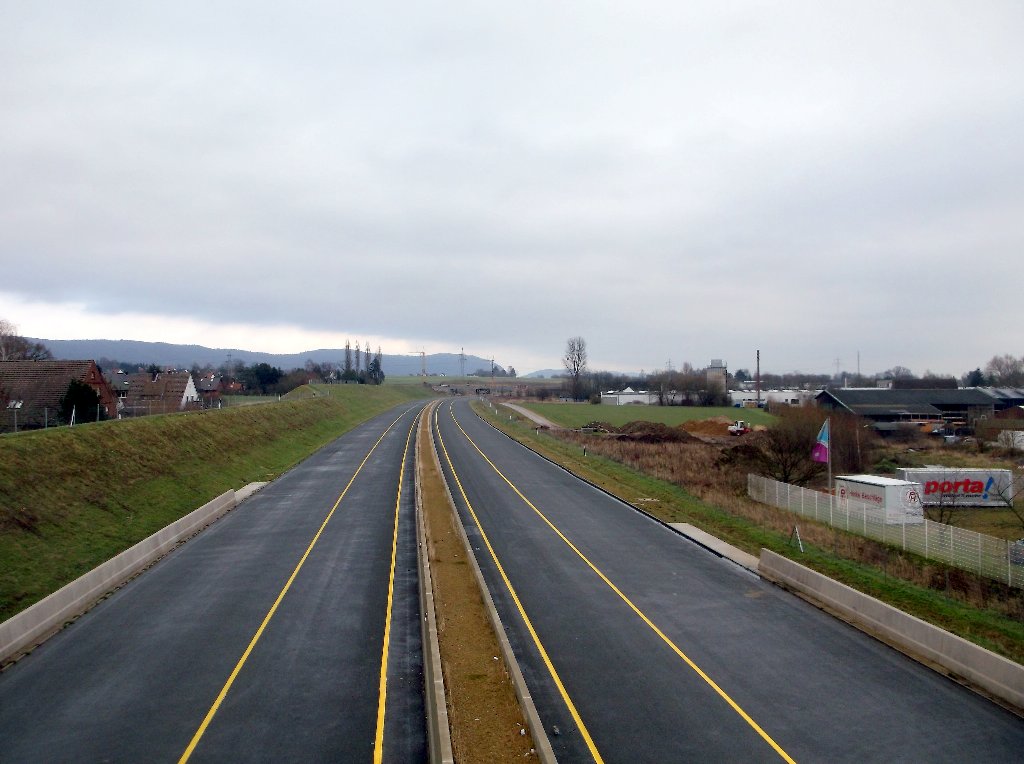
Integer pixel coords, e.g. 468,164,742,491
434,404,605,764
451,405,797,764
373,407,420,763
178,408,414,764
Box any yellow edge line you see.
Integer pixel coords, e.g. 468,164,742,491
453,405,797,764
434,404,605,764
373,408,420,762
178,409,412,764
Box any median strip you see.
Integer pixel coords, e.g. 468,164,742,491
419,401,547,762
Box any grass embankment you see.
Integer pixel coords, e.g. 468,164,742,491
480,402,1024,666
0,383,428,622
418,406,535,761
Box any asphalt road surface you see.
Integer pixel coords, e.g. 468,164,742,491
0,402,428,763
432,398,1024,762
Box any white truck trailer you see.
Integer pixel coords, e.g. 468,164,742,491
835,475,925,524
894,467,1014,507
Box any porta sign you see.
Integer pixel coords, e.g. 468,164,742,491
895,468,1014,507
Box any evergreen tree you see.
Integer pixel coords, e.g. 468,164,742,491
367,348,385,385
60,380,104,424
964,368,987,386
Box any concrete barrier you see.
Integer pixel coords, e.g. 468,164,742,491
235,481,267,503
1,489,240,665
669,523,760,572
759,549,1024,710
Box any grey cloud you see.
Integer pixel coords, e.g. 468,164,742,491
2,3,1023,375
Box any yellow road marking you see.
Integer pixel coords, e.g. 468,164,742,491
373,408,419,763
179,408,414,764
433,405,605,764
450,405,797,764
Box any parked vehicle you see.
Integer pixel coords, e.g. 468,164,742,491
835,475,925,525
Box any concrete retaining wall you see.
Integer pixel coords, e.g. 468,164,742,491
1,489,240,665
759,549,1024,710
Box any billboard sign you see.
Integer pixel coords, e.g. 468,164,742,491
895,468,1014,507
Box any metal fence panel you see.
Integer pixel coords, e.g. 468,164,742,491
747,474,1020,589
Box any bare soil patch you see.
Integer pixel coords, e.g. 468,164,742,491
581,420,700,444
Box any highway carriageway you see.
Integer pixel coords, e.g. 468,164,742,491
0,403,427,762
432,398,1024,762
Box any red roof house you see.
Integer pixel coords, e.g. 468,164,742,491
0,360,118,431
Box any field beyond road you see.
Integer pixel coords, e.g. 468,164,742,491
517,401,775,429
0,383,429,622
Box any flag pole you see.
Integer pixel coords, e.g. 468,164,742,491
827,416,833,520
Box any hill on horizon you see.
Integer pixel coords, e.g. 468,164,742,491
32,338,505,378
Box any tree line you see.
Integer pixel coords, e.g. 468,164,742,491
145,345,386,396
557,336,730,405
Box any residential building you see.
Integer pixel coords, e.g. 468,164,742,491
0,359,117,431
123,371,199,416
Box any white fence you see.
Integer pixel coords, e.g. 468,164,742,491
748,474,1024,589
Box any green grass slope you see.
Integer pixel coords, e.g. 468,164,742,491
0,384,429,621
520,402,776,428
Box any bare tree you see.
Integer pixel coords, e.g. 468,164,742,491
921,467,972,526
563,336,588,402
0,319,52,361
751,408,825,486
344,340,353,376
985,470,1024,533
750,407,875,486
985,354,1024,387
879,365,915,380
0,319,15,360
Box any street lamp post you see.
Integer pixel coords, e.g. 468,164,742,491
8,400,24,433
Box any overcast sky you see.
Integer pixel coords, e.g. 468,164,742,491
2,2,1022,377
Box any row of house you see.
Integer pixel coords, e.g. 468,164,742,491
0,361,214,432
0,360,118,429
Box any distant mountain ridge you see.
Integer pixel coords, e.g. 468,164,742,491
32,338,501,378
522,368,565,379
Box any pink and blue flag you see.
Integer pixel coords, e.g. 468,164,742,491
812,419,830,463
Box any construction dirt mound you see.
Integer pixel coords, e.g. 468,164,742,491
583,421,698,444
680,417,734,437
617,422,691,443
